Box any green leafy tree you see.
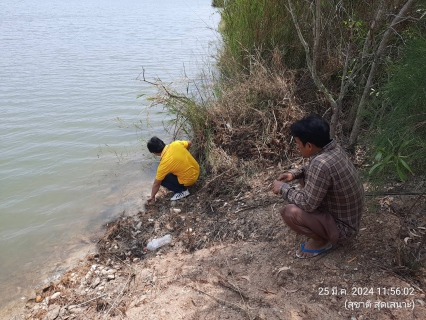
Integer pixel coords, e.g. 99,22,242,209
368,38,426,179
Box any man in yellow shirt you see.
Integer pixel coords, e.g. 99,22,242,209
146,136,200,202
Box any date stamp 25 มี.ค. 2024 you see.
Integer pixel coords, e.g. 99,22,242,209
318,286,417,311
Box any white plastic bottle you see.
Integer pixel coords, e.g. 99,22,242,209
146,234,172,251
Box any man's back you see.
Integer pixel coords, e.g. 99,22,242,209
307,140,364,238
156,140,199,186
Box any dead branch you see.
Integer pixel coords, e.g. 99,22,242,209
217,279,250,300
103,273,135,320
190,285,255,320
408,191,425,213
364,192,425,196
201,169,234,190
70,293,109,308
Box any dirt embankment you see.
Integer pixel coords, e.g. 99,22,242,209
7,168,426,320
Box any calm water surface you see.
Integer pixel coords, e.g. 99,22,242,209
0,0,219,313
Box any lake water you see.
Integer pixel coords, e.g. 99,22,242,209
0,0,219,313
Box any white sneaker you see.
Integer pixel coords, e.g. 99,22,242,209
170,189,190,201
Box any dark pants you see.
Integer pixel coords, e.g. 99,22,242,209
161,173,186,193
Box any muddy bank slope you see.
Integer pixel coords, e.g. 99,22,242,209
7,171,426,320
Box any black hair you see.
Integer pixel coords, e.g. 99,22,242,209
290,114,331,147
147,136,166,153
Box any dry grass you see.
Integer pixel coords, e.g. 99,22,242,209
207,60,300,162
143,53,308,199
196,60,303,197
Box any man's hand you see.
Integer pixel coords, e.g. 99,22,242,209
147,179,162,205
272,180,285,195
146,196,155,204
277,173,294,182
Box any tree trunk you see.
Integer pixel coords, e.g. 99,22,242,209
312,0,321,71
287,0,339,138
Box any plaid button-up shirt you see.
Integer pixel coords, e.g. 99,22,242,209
281,139,364,239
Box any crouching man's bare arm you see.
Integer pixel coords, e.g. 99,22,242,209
147,179,162,204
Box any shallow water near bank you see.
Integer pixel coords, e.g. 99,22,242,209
0,0,219,313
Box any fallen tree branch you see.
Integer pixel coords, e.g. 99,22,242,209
103,273,135,320
201,169,234,190
365,192,425,196
408,191,425,212
234,199,285,213
217,278,250,300
190,285,255,320
69,293,109,308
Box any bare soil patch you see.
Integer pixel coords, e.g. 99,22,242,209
9,169,426,320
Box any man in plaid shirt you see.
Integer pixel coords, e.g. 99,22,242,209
272,115,364,258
